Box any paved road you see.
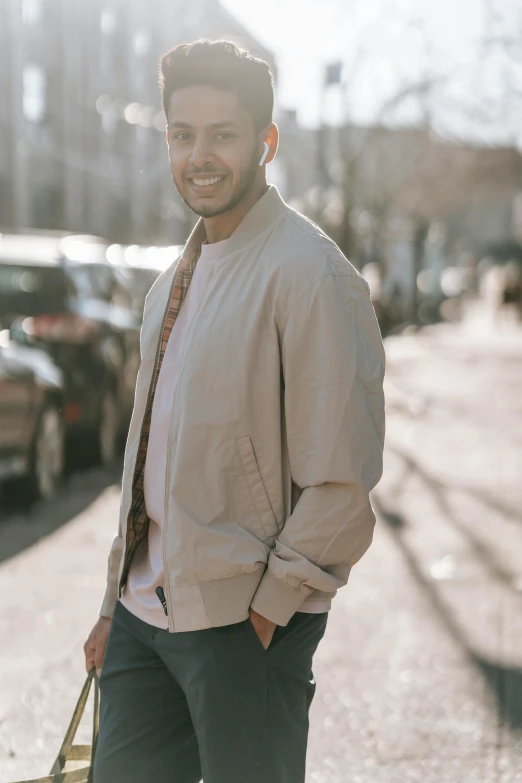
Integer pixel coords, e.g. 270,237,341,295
1,312,521,782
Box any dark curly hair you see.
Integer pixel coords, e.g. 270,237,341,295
159,39,274,132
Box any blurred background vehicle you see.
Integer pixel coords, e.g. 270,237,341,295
0,326,64,501
0,231,141,466
106,243,183,317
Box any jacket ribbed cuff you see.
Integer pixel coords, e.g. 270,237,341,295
99,579,119,619
250,569,311,626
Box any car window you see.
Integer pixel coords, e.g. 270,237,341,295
65,264,97,300
89,264,114,301
0,263,68,321
132,268,160,301
66,263,133,307
66,263,115,301
108,266,134,308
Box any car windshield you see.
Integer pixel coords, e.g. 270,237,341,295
130,268,161,301
0,263,68,323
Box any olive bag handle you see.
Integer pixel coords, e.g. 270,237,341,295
10,669,100,783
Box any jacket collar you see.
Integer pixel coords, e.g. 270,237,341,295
181,185,286,264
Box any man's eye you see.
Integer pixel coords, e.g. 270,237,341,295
174,132,191,141
216,132,234,140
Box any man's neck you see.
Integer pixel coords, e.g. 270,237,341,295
203,181,269,244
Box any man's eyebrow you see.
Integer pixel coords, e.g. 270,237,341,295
208,121,240,129
167,121,241,130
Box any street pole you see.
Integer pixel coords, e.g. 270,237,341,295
411,217,429,324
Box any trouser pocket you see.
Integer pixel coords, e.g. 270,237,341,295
243,616,275,653
243,611,328,658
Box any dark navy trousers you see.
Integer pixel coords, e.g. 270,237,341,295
93,600,327,783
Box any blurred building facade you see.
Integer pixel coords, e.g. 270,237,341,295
277,117,522,321
0,0,276,244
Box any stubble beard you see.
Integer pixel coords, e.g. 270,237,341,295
175,149,259,219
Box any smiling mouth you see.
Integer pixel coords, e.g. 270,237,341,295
187,175,226,188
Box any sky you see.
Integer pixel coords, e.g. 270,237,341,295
221,0,522,146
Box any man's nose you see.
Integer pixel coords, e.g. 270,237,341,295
189,136,214,169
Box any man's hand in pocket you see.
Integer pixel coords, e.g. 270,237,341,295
248,608,277,650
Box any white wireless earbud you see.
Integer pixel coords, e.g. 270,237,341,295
259,141,270,167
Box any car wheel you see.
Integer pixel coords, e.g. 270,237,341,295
30,404,65,501
95,388,119,465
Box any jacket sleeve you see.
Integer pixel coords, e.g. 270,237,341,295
99,533,124,618
250,272,385,626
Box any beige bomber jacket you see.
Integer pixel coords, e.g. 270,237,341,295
100,186,386,632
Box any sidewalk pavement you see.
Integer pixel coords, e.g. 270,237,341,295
0,311,521,782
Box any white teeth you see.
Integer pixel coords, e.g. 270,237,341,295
192,176,224,186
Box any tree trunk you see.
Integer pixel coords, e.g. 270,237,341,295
411,217,429,324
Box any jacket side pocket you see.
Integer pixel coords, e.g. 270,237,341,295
236,436,279,540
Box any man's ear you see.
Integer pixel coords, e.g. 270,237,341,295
264,124,279,165
166,129,170,146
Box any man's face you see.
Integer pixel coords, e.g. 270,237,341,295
167,85,261,218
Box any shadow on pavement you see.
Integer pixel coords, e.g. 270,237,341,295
478,660,522,732
373,493,522,731
0,461,122,565
390,443,522,581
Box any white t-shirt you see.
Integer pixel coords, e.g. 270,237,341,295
121,239,331,628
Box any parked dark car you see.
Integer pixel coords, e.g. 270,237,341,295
106,243,183,317
0,328,64,500
0,231,141,464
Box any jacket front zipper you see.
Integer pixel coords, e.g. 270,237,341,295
162,263,217,632
155,586,168,616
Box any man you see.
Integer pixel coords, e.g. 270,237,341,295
85,39,385,783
